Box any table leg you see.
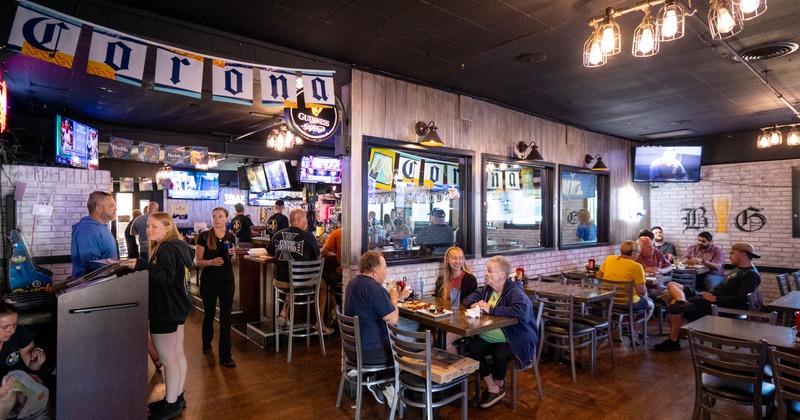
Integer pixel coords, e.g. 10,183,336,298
438,329,447,350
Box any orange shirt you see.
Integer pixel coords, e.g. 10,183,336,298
323,228,342,274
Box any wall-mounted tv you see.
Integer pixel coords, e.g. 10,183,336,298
55,114,99,170
246,165,268,193
632,146,703,183
264,161,291,190
168,170,220,200
299,155,342,184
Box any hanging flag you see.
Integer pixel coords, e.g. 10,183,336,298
505,169,521,190
301,71,335,108
87,28,148,86
164,145,187,166
261,68,297,107
422,161,446,190
137,142,161,163
446,164,461,187
107,136,134,159
154,47,204,98
7,1,82,69
397,153,421,185
212,60,253,105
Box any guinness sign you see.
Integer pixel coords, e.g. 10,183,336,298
285,89,339,142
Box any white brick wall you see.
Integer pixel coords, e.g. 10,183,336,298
1,165,111,283
649,159,800,303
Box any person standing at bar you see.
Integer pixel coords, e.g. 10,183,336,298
70,191,119,278
121,212,193,420
131,202,159,256
125,209,142,258
196,208,237,367
266,200,289,236
230,203,254,248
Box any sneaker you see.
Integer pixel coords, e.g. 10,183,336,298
367,384,387,404
276,316,288,327
654,338,682,352
317,325,334,335
220,358,236,368
666,300,695,315
346,369,358,378
381,384,395,407
148,399,183,420
148,393,187,412
479,389,506,408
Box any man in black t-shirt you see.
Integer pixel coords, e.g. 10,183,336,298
266,199,289,237
230,203,254,246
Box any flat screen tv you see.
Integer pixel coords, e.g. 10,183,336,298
55,114,99,170
246,165,268,193
632,146,703,183
167,170,220,200
263,161,291,190
299,155,342,184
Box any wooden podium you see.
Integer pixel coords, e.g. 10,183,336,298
55,270,149,419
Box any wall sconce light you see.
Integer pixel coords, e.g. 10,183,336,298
415,121,444,147
584,154,609,170
516,141,544,160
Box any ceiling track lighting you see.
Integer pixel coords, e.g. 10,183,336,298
583,0,766,67
757,123,799,148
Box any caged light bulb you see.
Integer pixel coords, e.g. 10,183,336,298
661,9,678,38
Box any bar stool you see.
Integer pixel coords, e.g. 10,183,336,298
274,259,326,362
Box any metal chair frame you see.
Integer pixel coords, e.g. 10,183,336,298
776,273,792,297
274,258,326,362
711,304,778,325
769,346,800,420
536,291,595,382
599,279,648,349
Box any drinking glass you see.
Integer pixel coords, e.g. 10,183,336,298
450,288,461,309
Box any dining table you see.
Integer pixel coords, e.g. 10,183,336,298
681,315,799,352
766,291,800,325
398,297,518,349
523,279,616,303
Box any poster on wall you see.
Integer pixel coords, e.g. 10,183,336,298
139,177,154,191
368,148,396,191
172,204,188,220
119,177,134,192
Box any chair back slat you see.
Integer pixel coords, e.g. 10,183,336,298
777,274,791,296
535,291,575,323
387,324,433,381
688,329,768,383
336,306,359,354
770,346,800,416
599,279,635,307
539,275,563,283
792,271,800,292
288,259,325,283
711,304,777,324
670,269,697,288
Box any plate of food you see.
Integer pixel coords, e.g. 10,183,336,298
417,306,452,318
400,300,432,311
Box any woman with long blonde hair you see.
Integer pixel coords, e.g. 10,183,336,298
434,246,477,353
123,212,193,419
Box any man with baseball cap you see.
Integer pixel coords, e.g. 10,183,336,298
414,208,454,254
654,242,761,352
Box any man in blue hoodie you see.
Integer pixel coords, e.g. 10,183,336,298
71,191,119,278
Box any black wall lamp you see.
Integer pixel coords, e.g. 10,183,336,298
415,121,444,147
584,154,609,170
516,141,544,160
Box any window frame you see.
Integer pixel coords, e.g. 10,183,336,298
481,153,555,257
557,164,610,249
361,135,474,265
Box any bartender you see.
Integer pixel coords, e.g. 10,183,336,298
230,203,255,248
266,200,289,236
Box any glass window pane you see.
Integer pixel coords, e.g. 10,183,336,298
559,166,608,247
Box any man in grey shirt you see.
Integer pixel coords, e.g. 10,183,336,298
415,208,454,254
130,202,159,256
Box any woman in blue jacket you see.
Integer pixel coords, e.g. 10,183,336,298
464,256,538,409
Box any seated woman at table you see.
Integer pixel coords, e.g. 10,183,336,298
463,256,538,409
434,246,478,354
389,217,412,242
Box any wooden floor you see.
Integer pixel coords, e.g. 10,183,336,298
149,312,751,419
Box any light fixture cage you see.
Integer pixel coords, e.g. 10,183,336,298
756,131,770,148
739,0,767,21
632,9,661,57
266,123,300,152
708,0,744,40
583,28,608,67
599,13,622,56
788,126,800,146
657,0,686,42
769,127,783,146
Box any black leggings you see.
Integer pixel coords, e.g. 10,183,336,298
200,277,235,360
466,337,513,381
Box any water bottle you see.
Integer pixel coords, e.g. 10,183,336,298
223,241,232,261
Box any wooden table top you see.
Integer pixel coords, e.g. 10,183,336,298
398,297,518,337
767,291,800,313
243,255,275,264
523,280,615,303
682,315,799,352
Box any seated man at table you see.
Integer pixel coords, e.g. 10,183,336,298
597,240,654,344
635,236,672,299
651,226,677,263
345,251,411,405
415,208,454,255
680,231,725,291
654,242,761,352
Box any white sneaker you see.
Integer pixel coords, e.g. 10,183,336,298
346,369,358,378
381,384,395,408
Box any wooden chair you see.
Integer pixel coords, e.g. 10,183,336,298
599,279,648,349
274,258,326,362
335,307,394,420
711,304,778,325
561,272,587,287
747,291,764,313
536,291,595,382
792,271,800,292
386,324,469,420
776,274,792,297
669,269,697,289
769,346,800,420
687,329,775,419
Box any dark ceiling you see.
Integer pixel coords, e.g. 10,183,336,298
2,0,800,169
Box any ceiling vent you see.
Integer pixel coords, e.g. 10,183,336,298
738,42,798,62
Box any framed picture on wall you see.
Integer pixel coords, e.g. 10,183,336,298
139,177,154,191
120,177,134,192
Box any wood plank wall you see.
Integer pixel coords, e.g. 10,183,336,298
344,70,647,274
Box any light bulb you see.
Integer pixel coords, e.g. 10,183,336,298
758,134,770,148
740,0,759,14
638,28,655,53
770,130,781,145
601,26,615,53
662,10,678,38
788,130,800,146
716,6,736,33
589,40,603,65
